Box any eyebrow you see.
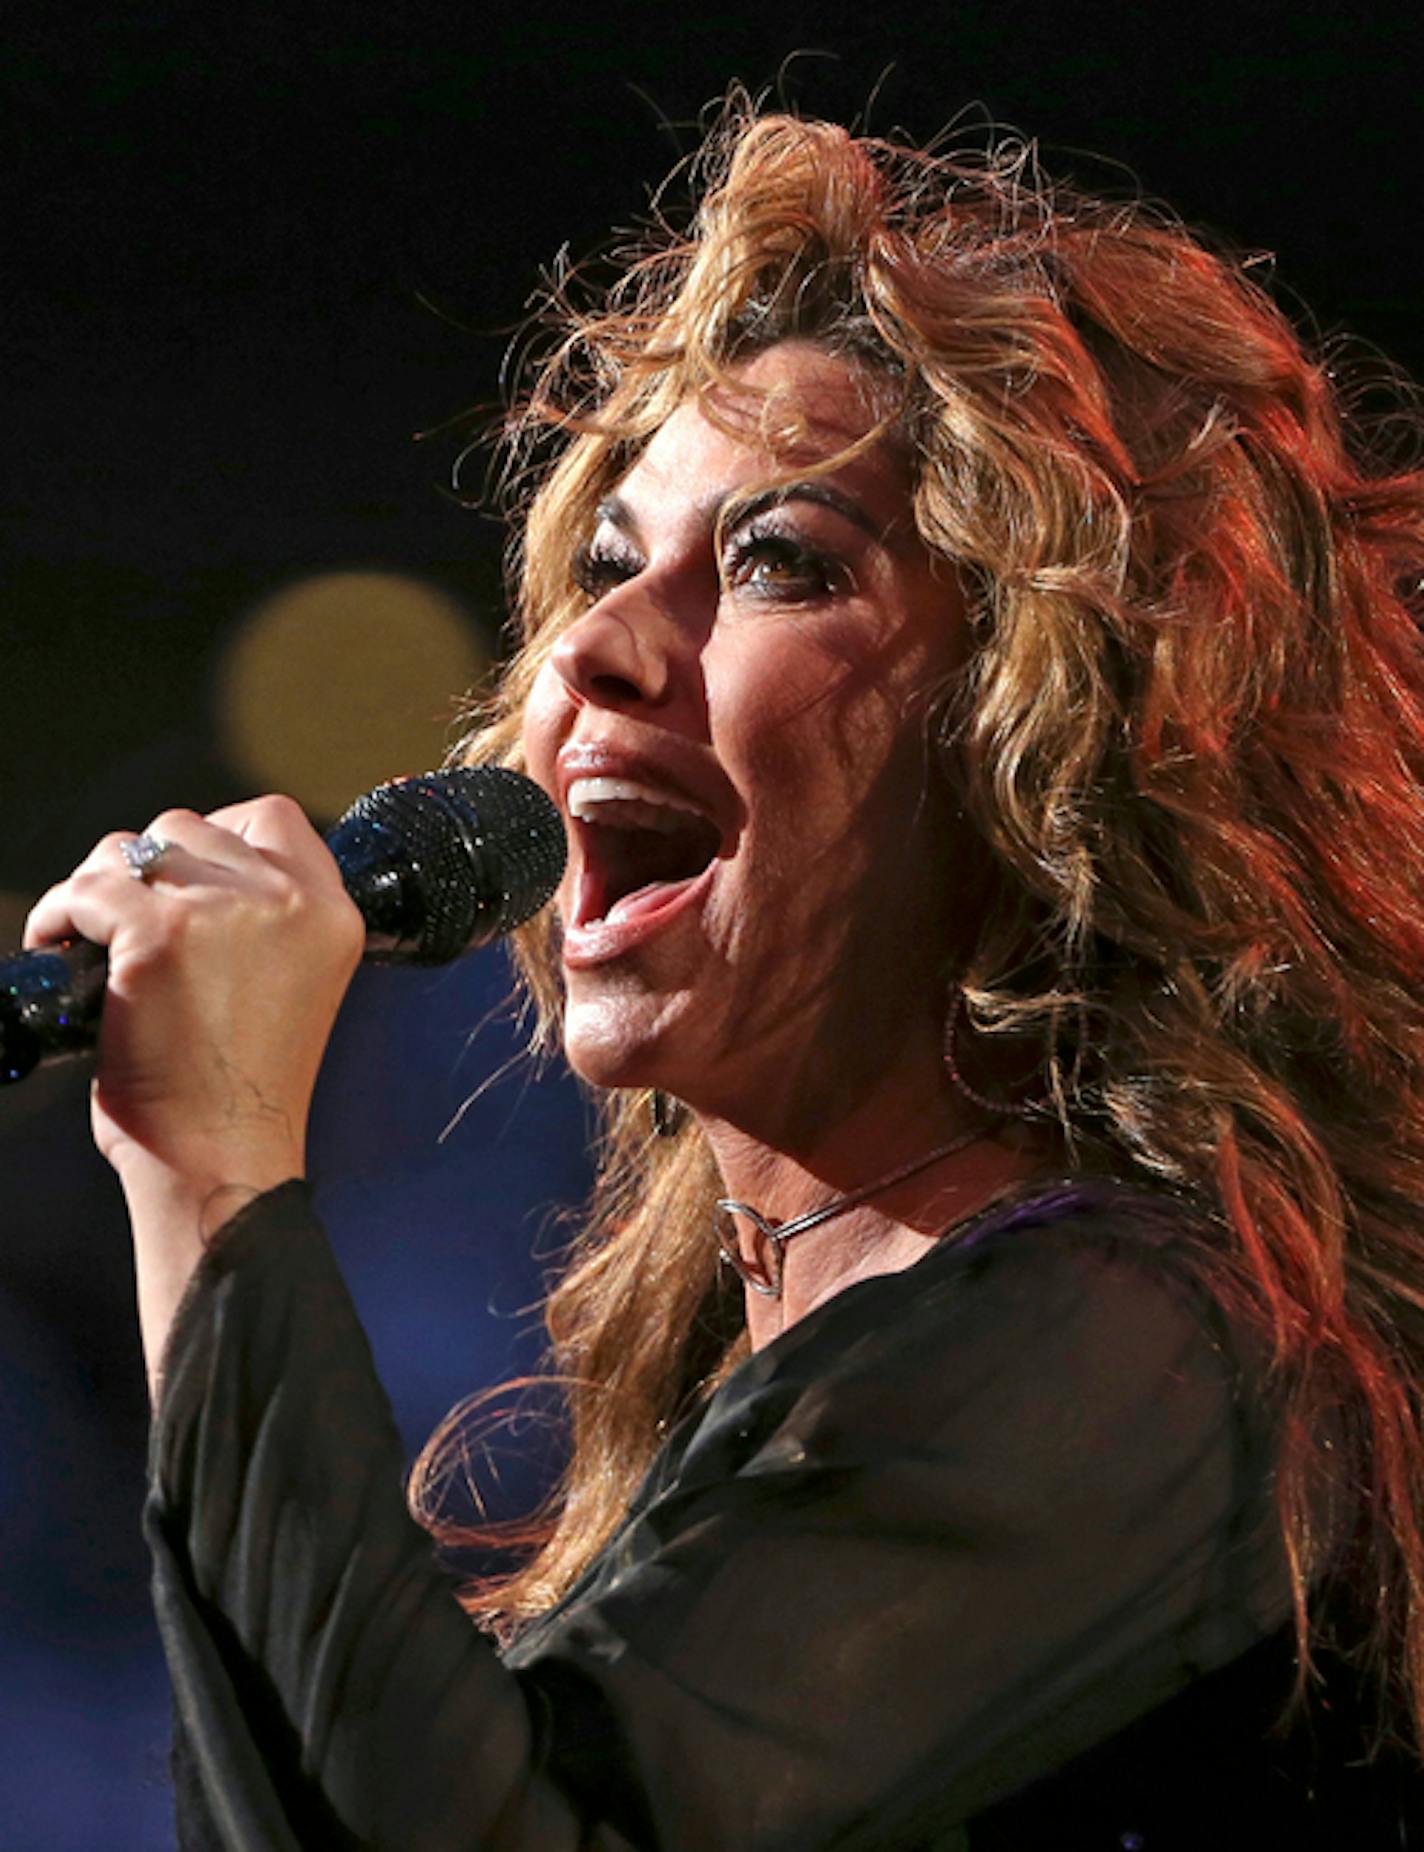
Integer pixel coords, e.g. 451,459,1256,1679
594,480,887,545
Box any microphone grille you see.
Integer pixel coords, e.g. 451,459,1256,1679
336,766,565,964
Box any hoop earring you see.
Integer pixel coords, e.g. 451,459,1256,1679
650,1089,685,1138
943,990,1045,1120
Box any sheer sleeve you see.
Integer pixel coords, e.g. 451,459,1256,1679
146,1185,599,1852
146,1182,1285,1850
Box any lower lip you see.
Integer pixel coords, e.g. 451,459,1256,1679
561,865,716,968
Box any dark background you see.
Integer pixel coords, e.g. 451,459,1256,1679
2,3,1421,1843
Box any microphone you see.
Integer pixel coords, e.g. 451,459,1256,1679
0,767,566,1085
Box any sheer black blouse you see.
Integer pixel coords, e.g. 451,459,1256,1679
145,1178,1415,1848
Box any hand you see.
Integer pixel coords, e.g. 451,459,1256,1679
26,795,365,1392
24,794,365,1199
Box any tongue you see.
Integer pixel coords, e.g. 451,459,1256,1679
605,878,694,925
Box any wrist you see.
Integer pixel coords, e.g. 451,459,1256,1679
115,1152,305,1401
112,1137,305,1227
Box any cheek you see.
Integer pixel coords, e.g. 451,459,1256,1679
519,664,569,793
711,635,914,830
708,626,858,766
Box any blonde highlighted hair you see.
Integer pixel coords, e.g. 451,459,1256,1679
413,103,1424,1744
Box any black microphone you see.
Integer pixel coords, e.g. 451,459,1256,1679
0,767,566,1085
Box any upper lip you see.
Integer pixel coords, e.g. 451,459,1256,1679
555,737,734,846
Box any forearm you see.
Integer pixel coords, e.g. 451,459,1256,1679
121,1156,303,1404
146,1185,590,1851
24,794,364,1400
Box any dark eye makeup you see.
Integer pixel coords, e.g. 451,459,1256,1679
571,533,644,599
571,513,847,606
721,517,846,601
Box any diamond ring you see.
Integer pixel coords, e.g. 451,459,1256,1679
121,832,176,883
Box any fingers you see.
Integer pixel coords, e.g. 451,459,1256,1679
164,797,353,900
203,792,317,848
22,828,181,949
22,796,357,953
120,799,316,875
24,851,151,950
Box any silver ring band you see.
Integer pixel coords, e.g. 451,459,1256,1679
121,832,176,882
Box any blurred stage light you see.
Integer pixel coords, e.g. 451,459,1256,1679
217,571,490,820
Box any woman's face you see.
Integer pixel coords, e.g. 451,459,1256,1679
521,342,976,1136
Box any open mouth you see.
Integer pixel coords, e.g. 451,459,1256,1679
567,777,723,928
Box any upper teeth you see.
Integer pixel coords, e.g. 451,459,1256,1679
567,777,705,832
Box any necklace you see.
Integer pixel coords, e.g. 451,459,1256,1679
715,1124,990,1300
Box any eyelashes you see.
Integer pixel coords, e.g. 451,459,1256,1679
726,520,846,600
571,533,642,599
571,518,847,605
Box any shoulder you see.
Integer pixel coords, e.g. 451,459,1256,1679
545,1174,1288,1783
683,1176,1268,1523
757,1174,1236,1404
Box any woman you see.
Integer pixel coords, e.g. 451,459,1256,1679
29,110,1424,1844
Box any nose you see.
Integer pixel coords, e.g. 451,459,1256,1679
550,585,684,711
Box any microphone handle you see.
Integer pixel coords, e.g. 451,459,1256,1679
0,877,450,1086
0,940,109,1084
0,907,435,1087
0,766,564,1087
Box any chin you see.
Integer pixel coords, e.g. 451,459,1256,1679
560,989,688,1095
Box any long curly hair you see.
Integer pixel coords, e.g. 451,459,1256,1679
412,102,1424,1745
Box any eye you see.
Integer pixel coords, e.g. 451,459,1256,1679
572,533,643,600
723,521,845,602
